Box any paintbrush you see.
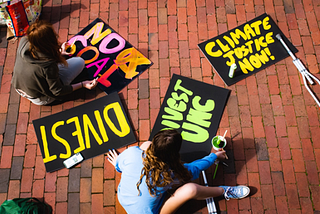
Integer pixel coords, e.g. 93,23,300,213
221,130,228,159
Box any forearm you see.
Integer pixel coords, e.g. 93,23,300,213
73,79,98,91
71,82,83,91
184,153,218,180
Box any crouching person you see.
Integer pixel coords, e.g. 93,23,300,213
107,129,250,214
12,20,97,105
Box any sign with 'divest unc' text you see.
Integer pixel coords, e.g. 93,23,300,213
149,74,230,162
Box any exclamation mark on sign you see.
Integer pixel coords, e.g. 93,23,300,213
264,47,275,60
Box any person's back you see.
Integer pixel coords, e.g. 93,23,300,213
13,36,61,100
12,20,98,105
115,146,169,213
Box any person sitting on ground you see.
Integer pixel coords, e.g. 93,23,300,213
12,20,98,105
107,129,250,214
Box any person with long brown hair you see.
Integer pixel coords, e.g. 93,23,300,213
108,129,250,214
12,20,98,105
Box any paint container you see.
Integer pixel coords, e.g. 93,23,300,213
229,63,237,78
66,43,76,55
211,135,227,151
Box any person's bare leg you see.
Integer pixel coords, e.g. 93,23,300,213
160,183,224,214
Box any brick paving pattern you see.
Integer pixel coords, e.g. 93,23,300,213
1,0,320,213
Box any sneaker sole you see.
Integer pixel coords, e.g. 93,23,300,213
233,185,250,199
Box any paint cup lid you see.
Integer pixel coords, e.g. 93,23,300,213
211,136,227,150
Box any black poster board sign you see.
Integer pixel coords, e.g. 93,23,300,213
32,93,136,172
67,18,153,94
149,74,230,162
198,13,297,86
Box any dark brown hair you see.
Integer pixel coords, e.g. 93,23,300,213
27,20,67,65
137,129,192,196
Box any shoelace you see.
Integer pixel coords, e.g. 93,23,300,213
223,187,231,201
223,187,238,201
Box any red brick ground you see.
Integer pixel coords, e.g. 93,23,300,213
1,0,320,213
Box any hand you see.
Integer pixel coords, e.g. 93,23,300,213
215,149,226,160
60,42,70,55
82,78,98,90
107,149,118,167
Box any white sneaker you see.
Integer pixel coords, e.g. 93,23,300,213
219,186,250,200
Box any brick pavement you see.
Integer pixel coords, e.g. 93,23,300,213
0,0,320,213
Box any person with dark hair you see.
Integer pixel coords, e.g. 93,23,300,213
107,129,250,214
12,20,98,105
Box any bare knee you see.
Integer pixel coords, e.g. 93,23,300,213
179,183,200,199
160,183,199,214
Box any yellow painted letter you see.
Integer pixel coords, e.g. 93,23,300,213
205,42,222,57
84,22,112,45
83,114,103,148
40,126,57,163
51,121,71,159
103,102,130,137
67,117,85,154
94,110,109,142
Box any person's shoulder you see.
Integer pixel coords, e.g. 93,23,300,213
17,37,29,55
20,36,28,43
127,146,142,153
116,146,142,167
121,146,142,156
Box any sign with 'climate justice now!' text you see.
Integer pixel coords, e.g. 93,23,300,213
198,13,298,86
32,93,136,172
149,74,230,163
67,18,153,94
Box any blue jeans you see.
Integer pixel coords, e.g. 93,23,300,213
58,57,85,85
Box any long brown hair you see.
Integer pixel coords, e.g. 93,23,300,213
137,129,192,196
27,20,67,65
